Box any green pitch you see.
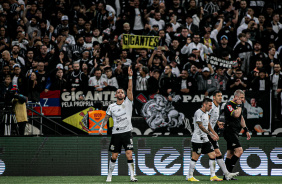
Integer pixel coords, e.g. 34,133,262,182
0,176,282,184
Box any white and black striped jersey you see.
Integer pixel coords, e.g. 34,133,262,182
192,109,210,143
208,101,220,130
106,97,133,134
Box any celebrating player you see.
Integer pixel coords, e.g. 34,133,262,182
187,98,239,182
208,90,238,180
223,89,251,180
99,66,137,182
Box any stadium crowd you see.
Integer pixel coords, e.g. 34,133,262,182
0,0,281,120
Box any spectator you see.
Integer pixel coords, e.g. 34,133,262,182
27,72,41,102
169,0,185,23
22,5,41,38
147,12,165,30
88,68,106,91
196,67,217,96
147,69,160,95
148,49,167,72
46,69,67,92
0,50,11,71
211,66,232,91
118,50,132,67
178,27,190,48
0,75,12,101
183,14,199,36
249,60,265,80
233,33,252,74
36,61,47,92
240,8,259,26
237,14,251,37
103,67,119,91
264,48,278,75
237,0,248,23
72,35,86,61
170,59,180,77
227,69,249,91
176,69,197,95
54,15,69,36
250,68,270,91
213,35,233,59
181,33,213,61
136,66,149,91
201,31,218,51
249,41,267,73
24,49,35,70
0,65,10,83
128,0,145,35
67,61,88,99
159,65,178,97
11,45,25,69
0,27,10,51
92,28,103,44
271,13,282,34
270,63,282,121
12,64,27,96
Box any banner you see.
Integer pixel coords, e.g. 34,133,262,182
60,90,271,135
206,55,235,69
133,90,271,135
28,90,61,116
1,137,282,176
122,34,159,49
61,91,116,131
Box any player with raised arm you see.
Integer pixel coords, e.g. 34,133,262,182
99,66,137,182
208,90,239,181
187,98,239,182
223,89,251,180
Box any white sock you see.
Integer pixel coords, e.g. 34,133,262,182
217,158,229,175
128,161,134,178
209,159,216,177
109,160,116,174
188,159,197,178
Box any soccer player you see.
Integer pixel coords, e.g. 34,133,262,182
187,98,239,182
209,90,239,180
223,89,251,180
99,66,137,182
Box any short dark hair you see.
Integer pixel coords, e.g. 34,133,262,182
213,90,222,96
203,98,212,104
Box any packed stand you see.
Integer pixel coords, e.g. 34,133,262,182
0,0,281,121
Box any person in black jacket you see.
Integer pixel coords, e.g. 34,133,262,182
0,75,12,101
67,61,88,100
47,69,67,92
147,69,160,95
250,68,270,91
176,70,197,95
159,65,178,98
27,72,42,102
11,64,28,96
270,63,282,121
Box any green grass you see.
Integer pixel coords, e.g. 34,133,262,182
0,176,282,184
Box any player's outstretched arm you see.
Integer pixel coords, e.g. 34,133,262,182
127,66,133,101
99,114,110,135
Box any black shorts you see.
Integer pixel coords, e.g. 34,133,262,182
223,131,241,150
208,135,219,149
192,142,214,155
109,131,133,153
